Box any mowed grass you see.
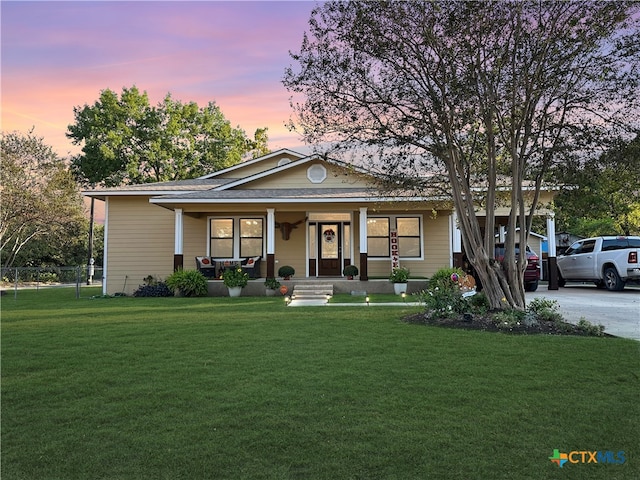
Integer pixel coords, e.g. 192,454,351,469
2,288,639,480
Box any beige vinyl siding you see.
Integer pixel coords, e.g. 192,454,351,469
273,212,308,276
183,214,208,271
215,153,305,179
365,211,451,279
240,163,373,189
106,196,174,295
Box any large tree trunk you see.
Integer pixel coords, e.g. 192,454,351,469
445,143,524,310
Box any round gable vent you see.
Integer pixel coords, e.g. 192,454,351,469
307,164,327,184
277,157,292,166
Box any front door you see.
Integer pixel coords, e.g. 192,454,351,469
318,223,341,276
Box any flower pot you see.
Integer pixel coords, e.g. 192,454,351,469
265,288,277,297
227,286,242,297
393,283,408,295
347,275,354,280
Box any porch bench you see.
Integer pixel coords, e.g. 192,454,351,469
212,258,249,278
197,256,262,279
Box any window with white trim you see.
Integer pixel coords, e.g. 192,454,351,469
397,217,421,257
367,217,390,257
209,217,263,258
210,218,234,258
240,219,263,257
367,216,422,258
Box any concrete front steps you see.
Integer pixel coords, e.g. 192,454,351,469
288,283,334,306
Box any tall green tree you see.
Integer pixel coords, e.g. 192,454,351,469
283,0,640,309
67,86,269,186
555,136,640,236
1,130,87,268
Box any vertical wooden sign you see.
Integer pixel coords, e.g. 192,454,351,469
390,229,400,269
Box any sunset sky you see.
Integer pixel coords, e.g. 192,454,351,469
1,0,319,157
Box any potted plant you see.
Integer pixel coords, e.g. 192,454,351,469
389,266,410,295
264,277,281,296
278,265,295,280
343,264,359,279
222,267,249,297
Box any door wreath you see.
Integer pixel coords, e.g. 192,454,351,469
323,228,336,243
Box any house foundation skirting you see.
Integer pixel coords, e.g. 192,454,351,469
205,279,428,297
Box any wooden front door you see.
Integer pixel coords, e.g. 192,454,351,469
318,223,341,276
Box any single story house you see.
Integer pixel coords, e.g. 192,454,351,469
85,149,559,295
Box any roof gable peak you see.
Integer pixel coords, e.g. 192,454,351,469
198,148,305,179
214,153,374,191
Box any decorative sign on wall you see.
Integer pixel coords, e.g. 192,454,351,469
390,229,400,269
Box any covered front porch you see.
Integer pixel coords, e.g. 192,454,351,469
204,277,429,297
167,202,452,284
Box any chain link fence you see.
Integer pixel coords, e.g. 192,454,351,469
1,266,104,299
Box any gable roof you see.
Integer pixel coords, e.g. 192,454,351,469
82,177,231,199
197,148,306,179
83,148,382,200
82,147,560,210
213,153,375,191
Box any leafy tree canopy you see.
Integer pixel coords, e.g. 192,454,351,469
1,130,87,268
284,0,640,309
67,86,270,186
555,135,640,236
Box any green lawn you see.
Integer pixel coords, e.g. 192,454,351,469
2,288,639,479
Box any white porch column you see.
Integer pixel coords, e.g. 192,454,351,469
267,208,276,255
174,208,184,255
266,208,276,278
173,208,184,271
547,212,558,290
546,214,557,257
359,207,369,280
499,225,506,243
450,212,463,268
359,207,368,253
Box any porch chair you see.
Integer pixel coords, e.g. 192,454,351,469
195,256,217,278
241,256,262,278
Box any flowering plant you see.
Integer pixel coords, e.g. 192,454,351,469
222,267,249,288
389,266,410,283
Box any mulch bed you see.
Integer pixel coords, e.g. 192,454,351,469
403,311,610,337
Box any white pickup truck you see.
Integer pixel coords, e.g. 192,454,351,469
557,236,640,291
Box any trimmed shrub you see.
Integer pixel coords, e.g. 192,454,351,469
494,309,526,330
576,318,605,336
343,264,359,277
278,265,295,278
417,267,468,318
133,276,173,297
526,297,563,322
165,269,208,297
468,291,490,314
427,267,465,291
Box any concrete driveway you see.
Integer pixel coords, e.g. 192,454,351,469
526,283,640,341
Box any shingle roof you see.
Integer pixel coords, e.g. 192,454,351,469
153,187,378,200
83,177,234,196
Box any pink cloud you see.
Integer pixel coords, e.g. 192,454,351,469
1,1,316,156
